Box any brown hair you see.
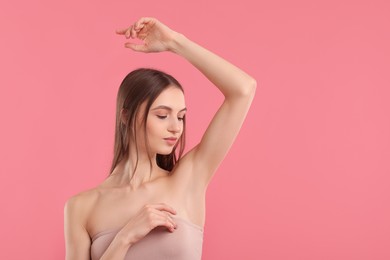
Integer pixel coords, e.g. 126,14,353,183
108,68,186,180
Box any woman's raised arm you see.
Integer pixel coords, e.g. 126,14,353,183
169,32,257,187
117,17,257,189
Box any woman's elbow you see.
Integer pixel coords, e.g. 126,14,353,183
243,78,257,96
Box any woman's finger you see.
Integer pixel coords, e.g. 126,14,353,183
115,28,127,35
134,21,140,30
125,28,131,39
146,206,177,232
153,203,177,215
159,214,177,231
134,23,144,31
130,27,134,38
155,216,176,232
134,17,154,30
117,17,152,38
116,27,131,39
125,42,147,52
154,210,177,229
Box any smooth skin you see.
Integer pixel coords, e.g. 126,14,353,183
64,17,256,260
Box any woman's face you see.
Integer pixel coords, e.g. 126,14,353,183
136,86,186,155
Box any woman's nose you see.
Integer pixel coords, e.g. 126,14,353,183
168,118,181,133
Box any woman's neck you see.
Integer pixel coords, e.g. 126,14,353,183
108,154,168,190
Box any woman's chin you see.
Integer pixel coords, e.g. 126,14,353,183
157,147,175,155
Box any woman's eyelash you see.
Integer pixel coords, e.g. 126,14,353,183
157,115,185,121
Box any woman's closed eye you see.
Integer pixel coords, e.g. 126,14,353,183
157,115,185,121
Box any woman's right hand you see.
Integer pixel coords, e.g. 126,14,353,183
117,203,178,246
116,17,179,53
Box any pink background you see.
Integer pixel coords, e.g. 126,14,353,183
1,0,389,259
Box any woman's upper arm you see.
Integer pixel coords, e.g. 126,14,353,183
190,86,256,188
64,195,91,260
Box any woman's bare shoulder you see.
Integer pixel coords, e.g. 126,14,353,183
65,186,100,215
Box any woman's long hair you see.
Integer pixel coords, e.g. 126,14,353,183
108,68,186,180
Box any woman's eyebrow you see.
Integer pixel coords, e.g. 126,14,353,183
151,105,187,112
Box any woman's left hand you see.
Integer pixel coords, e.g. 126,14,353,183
116,17,178,53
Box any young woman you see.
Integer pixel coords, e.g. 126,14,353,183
64,17,256,260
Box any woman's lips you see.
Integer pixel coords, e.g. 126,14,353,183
164,137,177,145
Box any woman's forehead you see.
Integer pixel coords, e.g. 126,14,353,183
151,87,186,111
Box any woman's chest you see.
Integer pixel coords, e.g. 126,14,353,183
90,214,204,260
86,180,204,239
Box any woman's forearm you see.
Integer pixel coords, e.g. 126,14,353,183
169,33,257,98
99,235,132,260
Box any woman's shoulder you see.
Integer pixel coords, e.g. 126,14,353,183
64,187,103,243
64,187,100,214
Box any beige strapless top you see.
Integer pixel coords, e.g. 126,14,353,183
90,215,204,260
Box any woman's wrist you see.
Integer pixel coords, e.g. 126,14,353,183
115,229,135,248
168,32,187,54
